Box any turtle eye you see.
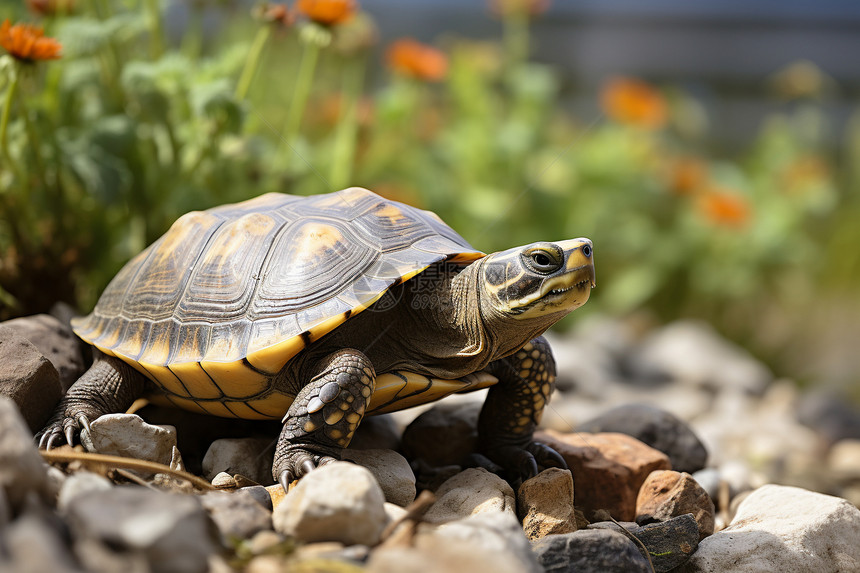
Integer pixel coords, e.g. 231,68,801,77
523,245,563,274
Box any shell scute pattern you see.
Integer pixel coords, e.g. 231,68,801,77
71,188,484,416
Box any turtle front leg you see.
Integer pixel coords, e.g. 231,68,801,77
478,335,567,483
273,348,375,491
37,350,148,449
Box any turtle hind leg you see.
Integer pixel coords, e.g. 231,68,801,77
36,350,148,449
478,335,567,484
273,348,375,491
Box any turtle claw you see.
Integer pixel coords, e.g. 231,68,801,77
279,470,293,493
300,459,316,476
527,441,568,470
484,441,567,483
64,425,75,447
77,414,92,435
274,451,340,492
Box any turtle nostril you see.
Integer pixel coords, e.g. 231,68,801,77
581,244,592,258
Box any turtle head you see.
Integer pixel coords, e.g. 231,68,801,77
478,238,595,325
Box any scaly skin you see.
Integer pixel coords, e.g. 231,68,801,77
36,352,149,449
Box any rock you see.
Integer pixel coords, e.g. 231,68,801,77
1,313,85,391
65,487,221,573
401,402,480,468
535,430,671,521
517,468,577,540
272,461,386,546
427,510,542,573
796,390,860,444
57,471,113,513
424,468,516,523
265,483,286,510
531,529,652,573
2,510,84,572
240,485,274,511
829,439,860,478
543,330,621,395
348,414,402,451
0,396,52,513
342,448,416,507
202,437,275,485
684,484,860,572
200,490,272,543
590,514,699,572
578,404,708,473
80,413,178,468
368,532,527,573
636,470,715,539
0,326,63,431
628,320,771,394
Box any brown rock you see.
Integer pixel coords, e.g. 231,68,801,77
1,314,85,391
0,326,63,431
636,469,715,539
517,468,577,540
535,430,671,521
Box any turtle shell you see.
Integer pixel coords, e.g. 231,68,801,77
72,188,485,418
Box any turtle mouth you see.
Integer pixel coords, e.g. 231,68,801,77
548,279,590,296
544,265,596,298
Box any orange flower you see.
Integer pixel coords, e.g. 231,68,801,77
295,0,357,27
0,20,62,62
666,157,707,196
488,0,551,18
600,77,667,130
387,39,448,82
699,190,751,227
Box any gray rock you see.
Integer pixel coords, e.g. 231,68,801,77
2,510,84,572
0,326,62,431
532,529,652,573
424,468,516,523
590,513,700,572
401,402,480,468
202,438,275,485
684,484,860,572
517,468,577,540
57,471,113,513
342,448,416,507
80,414,178,468
427,510,542,573
1,313,85,391
797,390,860,444
240,485,274,512
348,414,402,451
65,487,222,573
0,396,51,513
272,461,386,546
368,534,526,573
628,320,771,394
200,490,272,543
578,404,708,473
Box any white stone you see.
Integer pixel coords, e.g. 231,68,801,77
0,397,51,512
272,461,386,546
80,413,177,467
202,437,274,484
57,471,113,513
342,449,416,507
423,468,516,524
685,484,860,572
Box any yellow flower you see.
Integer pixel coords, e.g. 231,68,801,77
699,189,751,227
0,19,62,62
295,0,357,27
600,77,667,130
386,39,448,82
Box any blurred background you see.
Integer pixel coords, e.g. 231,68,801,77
1,0,859,398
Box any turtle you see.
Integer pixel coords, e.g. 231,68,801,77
37,187,595,491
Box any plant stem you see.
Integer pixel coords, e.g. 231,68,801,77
283,40,321,161
0,67,20,180
503,9,530,70
330,55,367,188
235,24,272,101
145,0,165,59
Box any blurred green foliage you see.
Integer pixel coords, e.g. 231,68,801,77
1,0,859,370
